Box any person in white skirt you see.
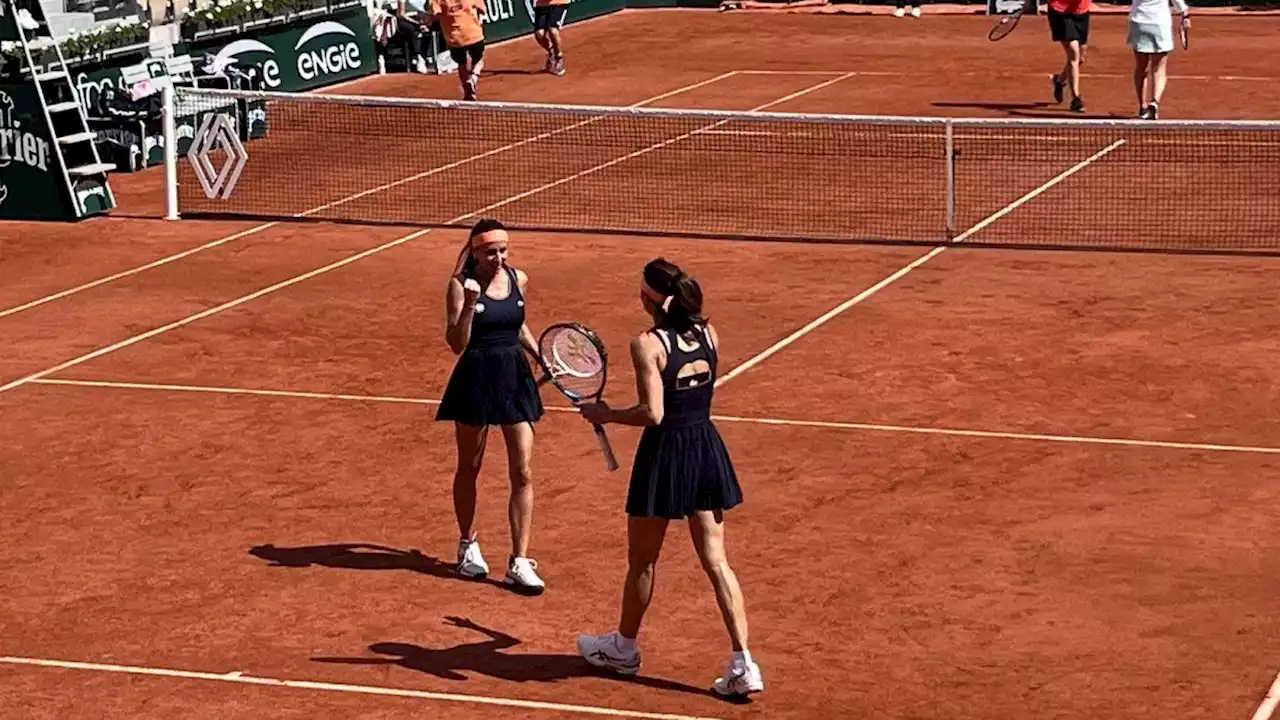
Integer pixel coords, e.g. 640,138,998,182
1128,0,1190,119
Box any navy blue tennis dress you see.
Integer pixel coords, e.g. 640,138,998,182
436,267,544,427
626,324,742,518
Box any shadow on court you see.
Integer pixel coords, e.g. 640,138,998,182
247,542,508,590
932,100,1128,120
311,616,736,700
932,100,1053,112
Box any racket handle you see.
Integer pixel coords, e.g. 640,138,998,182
593,423,619,472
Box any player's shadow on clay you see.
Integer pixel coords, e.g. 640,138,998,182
312,617,734,701
247,543,507,590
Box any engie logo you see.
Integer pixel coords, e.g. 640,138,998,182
294,21,361,82
212,38,282,89
0,91,53,206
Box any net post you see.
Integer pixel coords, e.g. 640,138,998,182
162,82,179,221
944,118,955,242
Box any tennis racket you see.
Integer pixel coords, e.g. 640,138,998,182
535,323,619,472
988,0,1034,41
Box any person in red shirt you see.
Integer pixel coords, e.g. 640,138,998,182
1047,0,1091,113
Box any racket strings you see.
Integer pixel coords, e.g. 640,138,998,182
540,328,605,400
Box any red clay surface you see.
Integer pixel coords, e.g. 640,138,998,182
3,8,1279,720
712,246,1280,447
2,385,1276,720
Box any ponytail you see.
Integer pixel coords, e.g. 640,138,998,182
643,258,706,337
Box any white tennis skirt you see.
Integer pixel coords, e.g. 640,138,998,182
1128,19,1174,54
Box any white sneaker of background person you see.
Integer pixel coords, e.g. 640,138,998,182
415,56,429,74
505,556,545,595
456,537,489,579
17,9,40,30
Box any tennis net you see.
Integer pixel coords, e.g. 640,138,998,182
166,87,1280,255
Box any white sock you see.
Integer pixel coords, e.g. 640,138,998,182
732,649,752,667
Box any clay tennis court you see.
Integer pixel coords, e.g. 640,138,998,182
3,7,1280,720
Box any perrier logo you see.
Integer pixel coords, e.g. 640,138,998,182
0,90,53,206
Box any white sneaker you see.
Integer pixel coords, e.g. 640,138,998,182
577,632,641,675
456,538,489,579
17,9,40,30
911,6,921,16
415,56,429,74
892,7,905,16
713,654,764,697
504,557,545,594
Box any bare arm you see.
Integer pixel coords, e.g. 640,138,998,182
582,335,664,427
515,269,540,359
445,277,478,354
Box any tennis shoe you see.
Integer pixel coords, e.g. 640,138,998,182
910,6,921,16
713,655,765,697
456,538,489,579
1146,101,1159,119
505,556,546,594
893,6,905,16
577,632,641,675
1069,96,1084,113
551,57,566,76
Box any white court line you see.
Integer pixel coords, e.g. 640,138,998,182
0,656,721,720
736,69,1279,82
0,72,739,322
29,378,1280,455
0,76,846,396
1253,672,1280,720
713,138,1127,387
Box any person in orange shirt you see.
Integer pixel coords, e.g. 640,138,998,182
429,0,487,100
532,0,569,76
1047,0,1091,113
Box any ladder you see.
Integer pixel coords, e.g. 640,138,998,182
3,0,116,218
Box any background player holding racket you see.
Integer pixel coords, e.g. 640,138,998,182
436,219,546,595
1127,0,1190,119
574,258,764,698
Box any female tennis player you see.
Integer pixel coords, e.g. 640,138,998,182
574,258,763,697
1127,0,1189,119
436,218,546,595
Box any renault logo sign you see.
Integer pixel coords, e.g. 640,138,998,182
188,112,248,200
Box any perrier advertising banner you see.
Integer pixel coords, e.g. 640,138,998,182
187,6,377,93
0,82,80,220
